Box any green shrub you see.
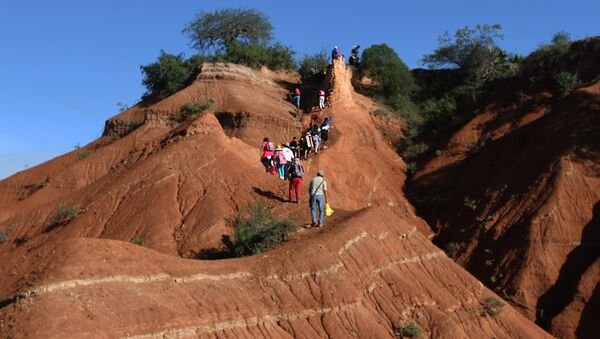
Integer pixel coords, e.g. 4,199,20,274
141,50,200,100
76,149,91,160
57,202,79,220
47,202,79,231
520,32,572,84
232,201,299,256
362,44,416,98
218,41,295,71
443,242,464,258
395,322,422,338
131,235,144,246
406,162,417,173
298,51,329,82
122,120,143,135
553,72,578,98
402,142,429,160
116,102,129,112
483,296,504,316
464,197,477,210
173,100,214,123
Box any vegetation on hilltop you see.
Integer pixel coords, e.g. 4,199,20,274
141,8,296,100
139,9,585,167
358,26,584,163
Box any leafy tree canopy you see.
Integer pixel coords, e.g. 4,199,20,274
422,24,504,69
361,43,415,98
183,8,273,53
298,51,329,82
140,50,200,100
422,24,515,83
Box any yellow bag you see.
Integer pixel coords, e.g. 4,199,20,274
325,203,334,217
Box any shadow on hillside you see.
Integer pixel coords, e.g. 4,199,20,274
194,235,235,260
536,201,600,330
576,281,600,338
253,187,287,202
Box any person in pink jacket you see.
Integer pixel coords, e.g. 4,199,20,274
260,137,275,173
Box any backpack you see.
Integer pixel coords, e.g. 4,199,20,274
304,134,313,148
291,164,304,178
276,151,286,164
265,142,274,151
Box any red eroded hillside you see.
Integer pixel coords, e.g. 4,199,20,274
411,38,600,339
0,60,551,338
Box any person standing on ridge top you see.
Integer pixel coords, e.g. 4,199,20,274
331,46,340,63
349,45,360,66
309,170,328,227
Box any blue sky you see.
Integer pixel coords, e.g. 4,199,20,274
1,0,598,179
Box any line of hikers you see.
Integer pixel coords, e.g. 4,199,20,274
259,118,333,227
260,117,331,175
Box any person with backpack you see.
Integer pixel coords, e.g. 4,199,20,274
318,89,326,110
282,144,294,179
289,137,299,158
349,45,360,66
273,145,288,180
293,87,301,108
312,130,321,154
260,137,275,172
309,170,328,227
320,117,331,149
302,131,313,159
288,158,304,203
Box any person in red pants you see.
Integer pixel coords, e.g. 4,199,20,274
287,158,304,203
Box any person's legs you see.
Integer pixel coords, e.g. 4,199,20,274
295,96,301,108
288,180,294,201
316,195,325,226
261,157,269,170
278,165,285,179
293,178,302,202
319,97,325,109
311,195,318,225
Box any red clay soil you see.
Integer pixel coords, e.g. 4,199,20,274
411,39,600,339
0,60,550,338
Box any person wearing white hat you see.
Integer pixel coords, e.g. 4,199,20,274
331,46,340,63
